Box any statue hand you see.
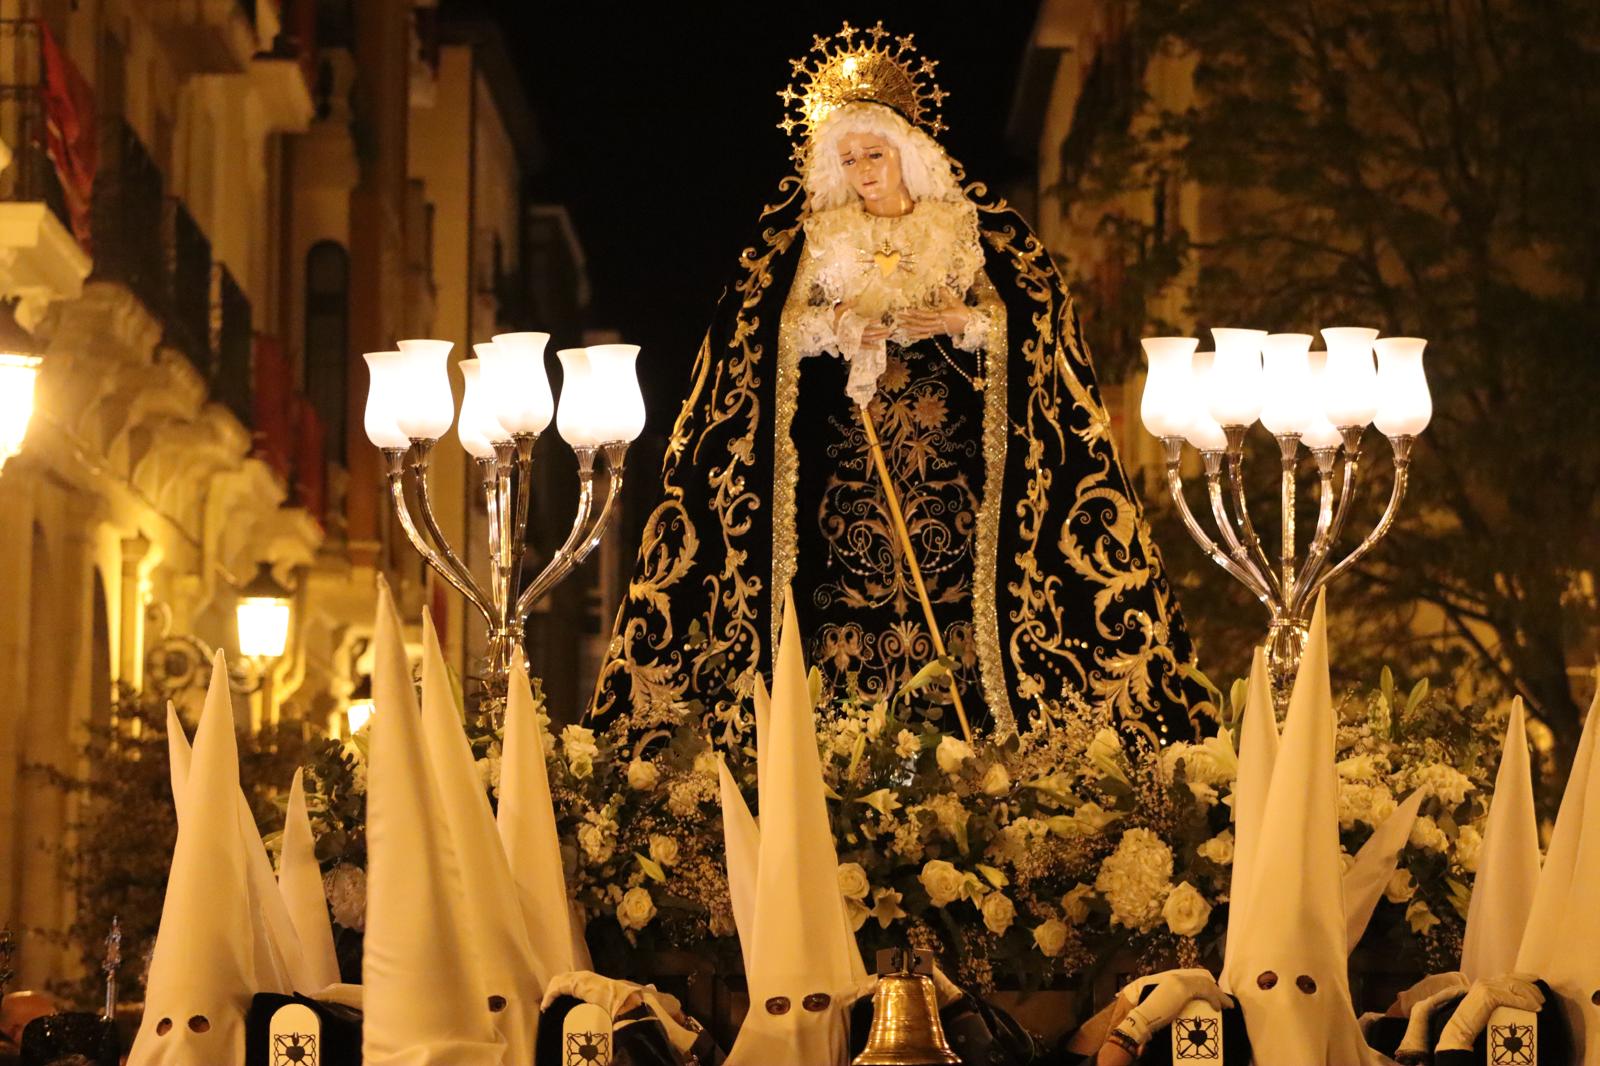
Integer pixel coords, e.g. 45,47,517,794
896,305,971,342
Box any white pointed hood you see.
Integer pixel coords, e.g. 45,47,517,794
724,592,867,1066
418,611,542,1063
498,655,587,987
362,578,505,1066
131,652,287,1066
1460,697,1540,981
718,756,760,977
1228,593,1380,1065
280,767,341,992
1516,686,1600,1061
1221,645,1278,993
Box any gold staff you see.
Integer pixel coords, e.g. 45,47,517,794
858,402,974,745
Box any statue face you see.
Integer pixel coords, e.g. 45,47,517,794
837,131,910,214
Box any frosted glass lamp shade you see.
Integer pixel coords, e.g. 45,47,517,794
1206,328,1266,427
484,332,554,435
1319,327,1380,428
394,338,456,439
457,357,508,459
1185,352,1229,450
1373,337,1431,436
555,348,604,448
1258,333,1316,436
362,351,413,450
584,343,647,443
1138,337,1199,438
0,353,42,469
236,563,292,659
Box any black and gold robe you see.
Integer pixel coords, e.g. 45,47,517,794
587,176,1206,745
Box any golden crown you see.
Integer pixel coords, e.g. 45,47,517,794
778,21,948,160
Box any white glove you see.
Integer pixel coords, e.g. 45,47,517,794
1114,968,1232,1048
1393,971,1469,1015
1437,973,1544,1052
1396,985,1468,1057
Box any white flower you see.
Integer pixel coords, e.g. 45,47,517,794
1094,828,1174,933
578,823,614,865
980,762,1012,796
476,747,502,796
1406,899,1441,935
895,729,921,759
1384,869,1417,904
1197,829,1235,866
649,834,679,867
981,892,1017,935
871,887,907,928
845,899,870,932
920,860,966,908
936,736,973,774
709,910,737,938
1187,781,1218,810
1033,918,1070,957
1162,881,1212,937
1337,754,1383,781
323,863,367,932
568,752,595,780
1409,763,1474,809
1455,824,1483,872
627,758,660,791
617,886,656,931
866,702,888,738
1069,802,1121,833
562,724,598,758
1409,815,1449,853
1338,781,1398,830
1161,743,1233,787
693,750,719,777
837,862,871,901
1061,883,1095,925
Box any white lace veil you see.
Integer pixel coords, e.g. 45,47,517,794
802,102,965,212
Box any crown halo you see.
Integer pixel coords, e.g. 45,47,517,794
778,20,949,161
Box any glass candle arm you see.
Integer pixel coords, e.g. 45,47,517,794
408,442,493,618
516,443,628,618
1302,435,1414,602
1203,452,1275,605
1162,439,1266,593
386,449,493,624
1291,429,1366,618
1224,428,1283,600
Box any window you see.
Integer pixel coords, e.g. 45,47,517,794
304,240,349,464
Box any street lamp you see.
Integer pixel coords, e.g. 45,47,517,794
0,353,42,474
236,562,293,659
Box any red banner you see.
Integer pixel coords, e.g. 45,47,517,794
39,22,96,249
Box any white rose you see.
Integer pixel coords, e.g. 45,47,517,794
1197,830,1235,866
1455,825,1483,872
1384,869,1417,904
936,736,974,774
981,892,1016,935
1409,815,1449,853
1061,883,1095,925
578,823,614,865
837,862,871,901
693,750,718,777
648,834,679,867
627,758,660,791
980,763,1012,796
323,863,367,932
1410,763,1474,808
561,724,598,757
895,729,921,759
920,859,966,908
1033,918,1070,957
1162,881,1213,937
617,886,656,931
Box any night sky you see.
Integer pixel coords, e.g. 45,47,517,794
452,1,1043,431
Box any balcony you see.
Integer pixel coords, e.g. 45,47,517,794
138,0,259,76
0,19,92,329
211,262,252,427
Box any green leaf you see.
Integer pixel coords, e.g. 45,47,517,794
808,666,824,709
893,658,951,710
1406,679,1430,715
636,853,666,883
976,863,1009,889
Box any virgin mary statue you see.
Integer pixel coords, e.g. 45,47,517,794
589,22,1204,745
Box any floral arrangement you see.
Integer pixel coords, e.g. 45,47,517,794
292,663,1515,992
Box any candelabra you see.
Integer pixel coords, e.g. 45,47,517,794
364,333,645,694
1139,327,1431,695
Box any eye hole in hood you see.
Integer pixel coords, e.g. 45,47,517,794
488,995,507,1013
187,1015,211,1033
1256,971,1278,990
802,993,832,1012
765,996,791,1015
1295,975,1318,995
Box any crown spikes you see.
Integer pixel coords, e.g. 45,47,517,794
868,21,888,44
837,20,856,40
811,33,829,51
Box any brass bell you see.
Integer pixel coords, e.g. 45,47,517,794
852,949,961,1066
